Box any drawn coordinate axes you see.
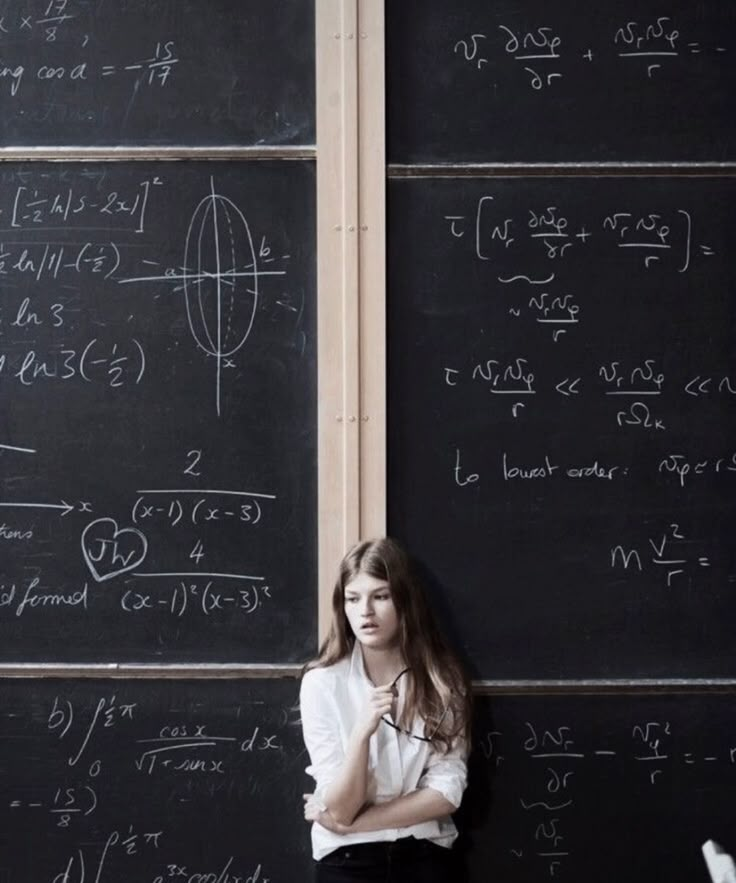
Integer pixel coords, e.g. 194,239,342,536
118,177,288,416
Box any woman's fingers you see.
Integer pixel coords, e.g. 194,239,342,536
354,684,400,738
370,687,395,714
371,686,395,704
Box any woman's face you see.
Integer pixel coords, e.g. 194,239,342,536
343,572,400,651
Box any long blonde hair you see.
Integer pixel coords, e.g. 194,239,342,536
304,537,471,752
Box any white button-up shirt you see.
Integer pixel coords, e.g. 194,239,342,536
300,643,468,860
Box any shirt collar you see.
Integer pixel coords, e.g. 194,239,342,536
348,639,368,683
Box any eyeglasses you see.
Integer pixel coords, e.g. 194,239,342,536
380,668,448,743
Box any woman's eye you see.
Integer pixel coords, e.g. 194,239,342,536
345,597,358,604
375,593,389,600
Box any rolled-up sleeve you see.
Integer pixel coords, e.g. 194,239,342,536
416,737,468,810
299,669,345,798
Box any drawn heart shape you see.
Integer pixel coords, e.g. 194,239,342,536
81,518,148,583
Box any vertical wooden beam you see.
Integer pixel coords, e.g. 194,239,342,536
316,0,361,640
357,0,387,538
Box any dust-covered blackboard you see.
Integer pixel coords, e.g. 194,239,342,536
0,160,317,663
388,174,736,679
0,0,315,146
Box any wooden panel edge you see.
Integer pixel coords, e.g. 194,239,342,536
317,0,361,645
357,0,387,539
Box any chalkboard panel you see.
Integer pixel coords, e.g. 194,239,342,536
3,682,732,883
0,677,311,881
461,693,736,883
388,175,736,679
0,0,314,146
387,0,735,164
0,160,317,663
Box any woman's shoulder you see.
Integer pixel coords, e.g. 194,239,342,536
300,655,351,690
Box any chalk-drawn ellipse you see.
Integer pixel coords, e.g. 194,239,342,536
183,188,259,361
183,179,260,415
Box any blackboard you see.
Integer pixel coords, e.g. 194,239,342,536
0,0,314,146
0,677,312,881
388,175,736,679
4,681,733,883
387,0,735,164
0,160,317,663
460,692,736,883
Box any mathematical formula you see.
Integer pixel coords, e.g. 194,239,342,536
454,15,728,90
0,164,312,652
2,681,298,879
0,0,179,98
444,356,735,427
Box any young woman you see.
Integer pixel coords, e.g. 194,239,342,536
300,537,472,883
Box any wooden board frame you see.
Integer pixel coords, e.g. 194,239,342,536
317,0,386,642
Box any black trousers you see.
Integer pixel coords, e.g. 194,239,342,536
314,838,456,883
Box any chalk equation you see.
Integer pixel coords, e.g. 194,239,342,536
0,0,316,146
481,713,736,880
0,241,121,280
0,0,179,99
14,823,270,883
443,355,735,426
0,448,278,627
0,0,77,42
441,199,715,341
47,692,137,766
134,721,282,776
0,444,281,642
51,841,269,883
132,488,276,529
446,201,710,303
0,337,146,387
611,521,711,588
121,580,272,619
9,781,98,826
50,827,163,883
454,15,728,90
1,681,301,881
0,175,161,232
0,571,274,622
658,451,736,488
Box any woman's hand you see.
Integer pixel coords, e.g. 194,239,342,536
303,793,353,834
353,684,395,741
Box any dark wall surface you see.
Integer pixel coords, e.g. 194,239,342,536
0,0,315,146
0,160,317,663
